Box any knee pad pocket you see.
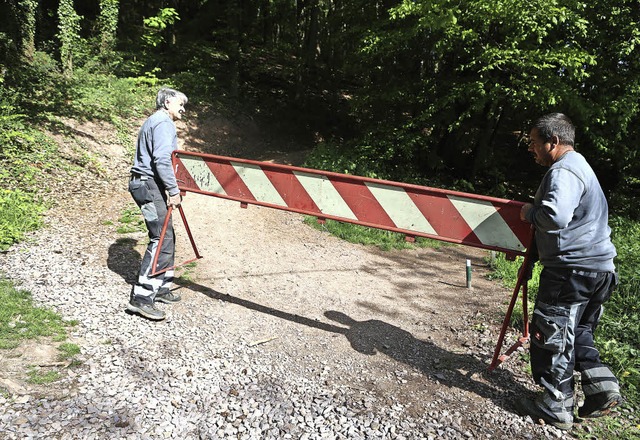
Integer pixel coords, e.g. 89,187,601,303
532,302,570,354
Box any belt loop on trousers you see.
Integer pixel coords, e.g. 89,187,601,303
131,173,149,181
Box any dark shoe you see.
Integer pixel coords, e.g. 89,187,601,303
578,391,624,418
514,394,574,431
127,300,166,321
155,288,181,304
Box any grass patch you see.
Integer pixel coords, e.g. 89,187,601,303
0,278,75,350
178,262,199,283
117,206,146,234
0,189,45,251
303,217,448,251
57,342,81,361
26,368,61,385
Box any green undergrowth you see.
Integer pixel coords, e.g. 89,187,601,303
303,216,449,251
0,190,45,251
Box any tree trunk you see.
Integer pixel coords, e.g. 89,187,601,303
10,0,38,62
98,0,119,57
57,0,81,77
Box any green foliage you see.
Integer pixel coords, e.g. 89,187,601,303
98,0,120,55
0,278,72,350
57,342,81,361
26,368,61,384
117,206,146,234
487,254,541,329
303,217,446,251
62,69,157,123
142,8,180,48
0,190,44,251
10,0,38,61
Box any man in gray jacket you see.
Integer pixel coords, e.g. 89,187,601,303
127,88,187,321
515,113,623,430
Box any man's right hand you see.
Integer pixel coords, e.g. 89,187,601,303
168,193,182,208
520,203,533,222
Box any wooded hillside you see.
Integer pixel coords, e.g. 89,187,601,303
2,0,639,209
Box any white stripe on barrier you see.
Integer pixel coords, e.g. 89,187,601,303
293,171,358,220
448,195,525,251
182,156,227,195
365,182,437,235
232,162,287,207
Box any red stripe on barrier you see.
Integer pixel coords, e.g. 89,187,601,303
408,192,482,246
207,161,255,200
331,179,397,228
263,169,321,212
497,200,531,246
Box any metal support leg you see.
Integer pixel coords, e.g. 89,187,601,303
151,202,203,277
489,229,535,371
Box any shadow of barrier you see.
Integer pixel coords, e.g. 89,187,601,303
154,150,536,371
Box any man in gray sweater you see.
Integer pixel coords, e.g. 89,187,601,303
127,88,187,321
515,113,623,430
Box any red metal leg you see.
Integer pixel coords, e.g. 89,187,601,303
150,203,203,277
489,229,535,371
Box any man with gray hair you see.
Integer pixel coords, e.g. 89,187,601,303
127,87,188,320
515,113,623,429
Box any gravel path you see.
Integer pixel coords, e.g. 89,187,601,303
0,116,603,439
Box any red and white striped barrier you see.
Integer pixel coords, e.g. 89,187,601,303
173,150,532,257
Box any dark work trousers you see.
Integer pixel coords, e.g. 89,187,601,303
128,176,175,303
530,266,618,402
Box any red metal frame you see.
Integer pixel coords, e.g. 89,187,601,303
173,150,531,259
150,198,203,277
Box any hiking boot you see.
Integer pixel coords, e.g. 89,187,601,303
155,288,181,304
514,394,574,431
127,300,166,321
578,391,624,418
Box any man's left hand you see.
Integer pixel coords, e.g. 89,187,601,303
520,203,533,222
168,193,182,208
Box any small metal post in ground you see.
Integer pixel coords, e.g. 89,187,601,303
466,259,472,288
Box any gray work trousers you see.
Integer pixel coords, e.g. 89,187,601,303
530,266,619,403
128,176,175,303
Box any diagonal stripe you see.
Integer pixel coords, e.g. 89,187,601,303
231,162,286,206
181,156,226,195
407,191,483,246
207,161,254,199
448,195,525,251
331,179,396,227
365,182,437,235
293,171,357,220
262,169,321,212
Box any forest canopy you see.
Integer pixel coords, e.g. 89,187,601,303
1,0,639,211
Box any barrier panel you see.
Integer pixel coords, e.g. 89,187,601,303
159,150,534,369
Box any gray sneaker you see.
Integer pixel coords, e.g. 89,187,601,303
514,394,574,431
578,391,624,418
127,300,166,321
156,288,181,304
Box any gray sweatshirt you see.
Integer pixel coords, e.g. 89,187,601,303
130,110,180,196
525,151,616,271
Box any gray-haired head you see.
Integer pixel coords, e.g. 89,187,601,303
156,87,188,110
533,113,575,147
